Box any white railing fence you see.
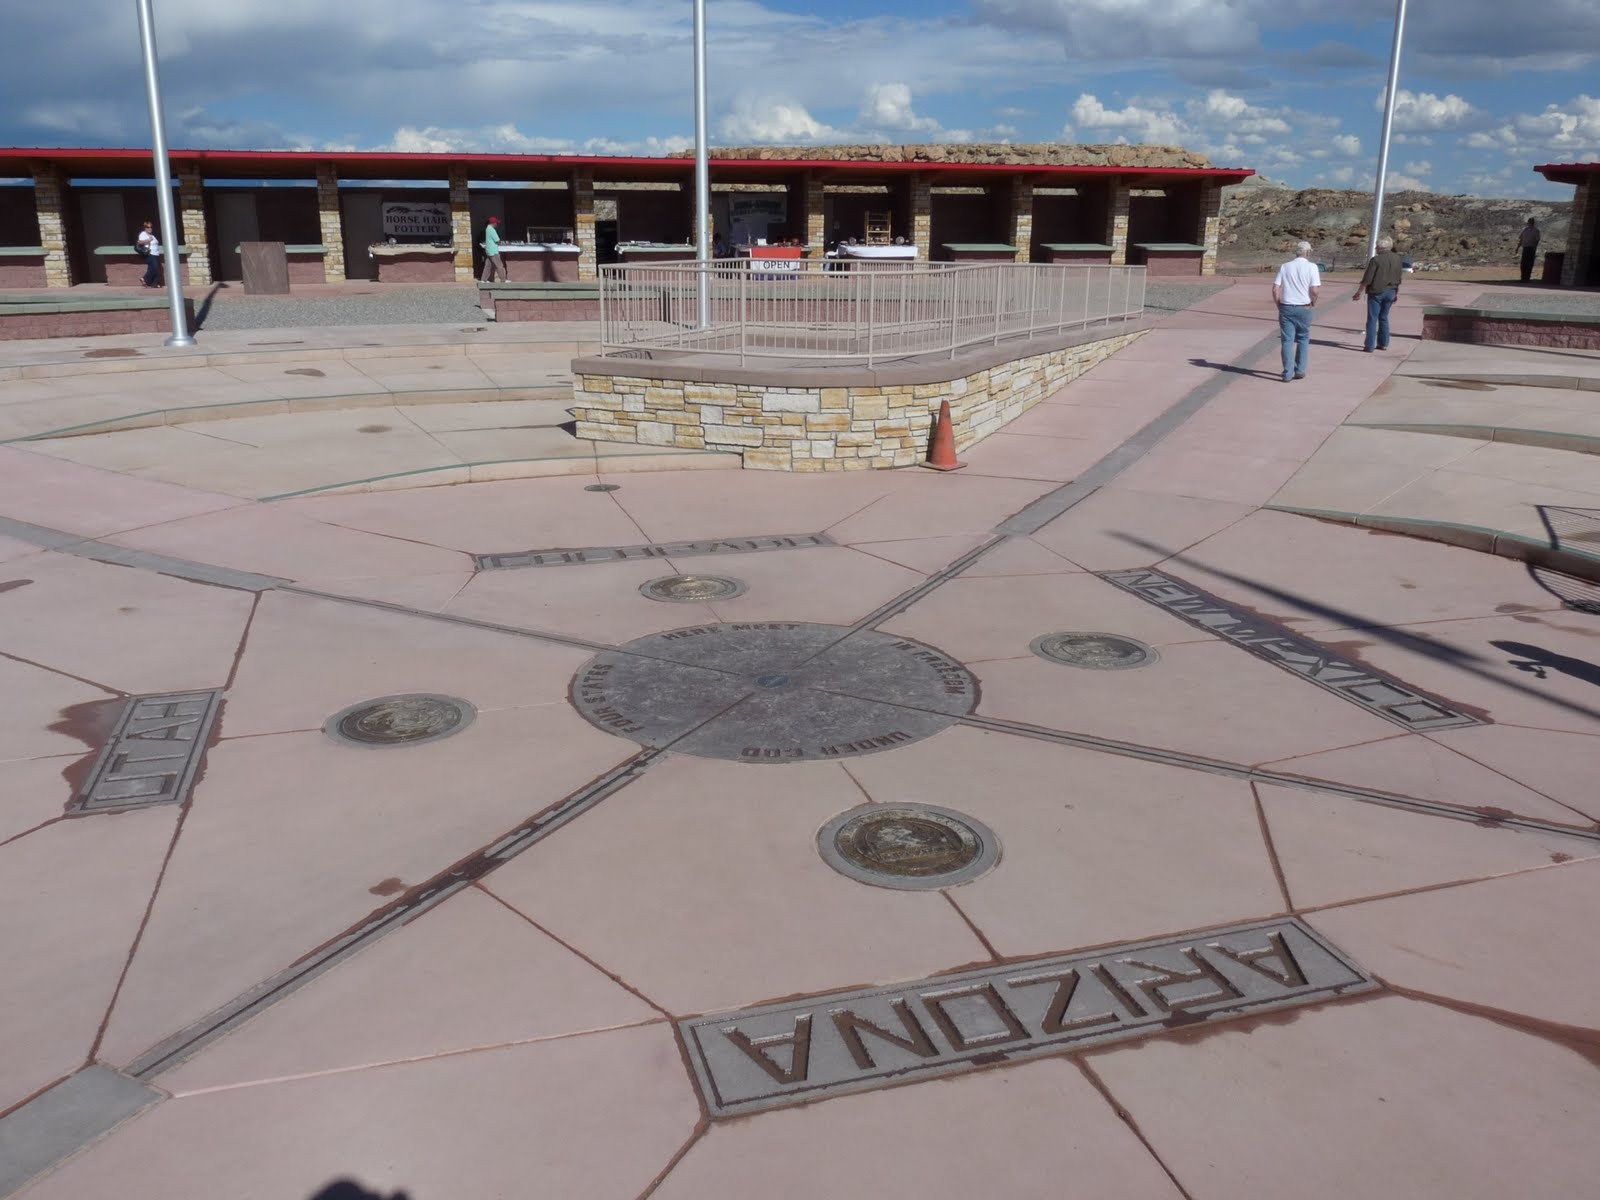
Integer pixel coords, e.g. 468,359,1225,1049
598,259,1146,366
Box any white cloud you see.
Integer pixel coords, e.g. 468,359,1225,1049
1067,93,1184,144
1402,159,1433,175
860,84,941,135
1460,94,1600,162
718,96,845,144
1381,89,1480,132
1508,94,1600,153
1192,90,1290,136
1387,173,1429,191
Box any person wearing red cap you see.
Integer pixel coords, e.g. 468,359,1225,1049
480,216,509,282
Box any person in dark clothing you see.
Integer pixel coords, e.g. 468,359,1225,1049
1516,218,1541,283
1352,236,1404,351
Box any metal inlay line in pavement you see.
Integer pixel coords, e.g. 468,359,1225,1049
1099,568,1483,732
680,917,1375,1118
72,690,223,814
475,532,836,571
956,712,1600,843
0,1066,161,1196
121,750,660,1081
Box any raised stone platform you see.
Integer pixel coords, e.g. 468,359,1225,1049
1422,306,1600,350
0,293,196,341
480,282,600,321
572,320,1149,470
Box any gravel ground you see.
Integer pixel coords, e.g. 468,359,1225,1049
1468,290,1600,316
1142,279,1234,314
194,285,485,331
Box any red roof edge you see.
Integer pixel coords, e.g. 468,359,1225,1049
1534,162,1600,186
0,146,1255,180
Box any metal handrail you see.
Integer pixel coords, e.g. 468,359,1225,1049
597,258,1146,367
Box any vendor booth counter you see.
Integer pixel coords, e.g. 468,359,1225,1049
95,245,194,286
0,247,47,288
617,243,697,264
941,243,1018,263
234,244,327,286
1041,243,1113,265
496,242,581,282
1129,242,1205,277
832,243,918,271
369,243,455,283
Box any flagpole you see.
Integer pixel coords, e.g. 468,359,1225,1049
693,0,710,329
1367,0,1408,261
135,0,194,346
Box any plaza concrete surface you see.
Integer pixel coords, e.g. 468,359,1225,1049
1,278,1598,1200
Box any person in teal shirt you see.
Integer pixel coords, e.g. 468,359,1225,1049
481,216,509,282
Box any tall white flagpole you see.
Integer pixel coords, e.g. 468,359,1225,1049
1367,0,1408,261
135,0,195,346
693,0,710,329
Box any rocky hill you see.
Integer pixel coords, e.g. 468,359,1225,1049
677,142,1212,169
1220,178,1572,270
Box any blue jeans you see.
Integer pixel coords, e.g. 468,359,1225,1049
1278,304,1312,380
1364,288,1396,351
142,255,161,287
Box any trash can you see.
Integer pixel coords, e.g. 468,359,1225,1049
240,241,291,295
1541,252,1565,285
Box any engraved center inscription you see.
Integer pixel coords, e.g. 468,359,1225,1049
570,623,977,763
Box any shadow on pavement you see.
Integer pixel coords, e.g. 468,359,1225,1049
1115,532,1600,724
308,1181,410,1200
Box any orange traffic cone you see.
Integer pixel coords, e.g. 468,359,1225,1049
919,399,966,471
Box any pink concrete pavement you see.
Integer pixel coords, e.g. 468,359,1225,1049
2,278,1597,1199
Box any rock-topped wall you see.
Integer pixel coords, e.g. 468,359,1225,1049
670,143,1212,169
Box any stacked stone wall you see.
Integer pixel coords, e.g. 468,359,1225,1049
574,329,1144,471
1109,184,1131,266
178,169,212,285
316,165,346,283
32,164,73,288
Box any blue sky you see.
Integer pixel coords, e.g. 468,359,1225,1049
2,0,1596,197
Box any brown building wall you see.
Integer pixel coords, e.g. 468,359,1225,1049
604,189,689,244
0,187,42,244
930,192,995,253
1032,187,1111,249
1127,185,1203,246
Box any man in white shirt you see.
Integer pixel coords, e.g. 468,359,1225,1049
1271,241,1321,383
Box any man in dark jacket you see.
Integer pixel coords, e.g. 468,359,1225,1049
1516,218,1541,282
1352,236,1403,352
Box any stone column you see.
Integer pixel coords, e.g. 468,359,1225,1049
803,171,826,251
1009,178,1034,263
316,164,346,283
573,168,597,281
448,166,473,283
1195,181,1224,276
1562,179,1596,287
177,167,212,285
31,162,73,288
909,173,932,262
1108,180,1131,266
